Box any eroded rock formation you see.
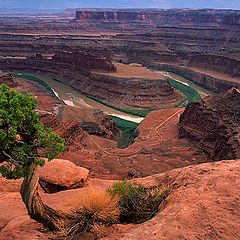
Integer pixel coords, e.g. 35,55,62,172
178,88,240,161
52,51,116,72
0,52,183,109
0,71,16,87
1,159,239,239
74,9,240,27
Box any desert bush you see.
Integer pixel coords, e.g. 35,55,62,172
66,188,120,237
107,180,169,223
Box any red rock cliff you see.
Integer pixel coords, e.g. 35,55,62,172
178,88,240,161
74,9,240,26
188,54,240,77
51,51,116,72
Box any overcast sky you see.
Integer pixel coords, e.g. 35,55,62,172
1,0,240,10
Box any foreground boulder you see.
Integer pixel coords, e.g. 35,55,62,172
39,159,89,193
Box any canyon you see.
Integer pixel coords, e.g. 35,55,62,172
179,88,240,161
0,7,240,240
0,52,184,109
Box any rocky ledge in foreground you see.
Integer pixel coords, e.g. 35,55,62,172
104,159,240,240
0,159,239,239
178,88,240,161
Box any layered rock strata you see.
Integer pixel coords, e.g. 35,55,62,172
144,62,240,93
52,51,116,72
0,52,182,109
74,9,240,27
178,88,240,161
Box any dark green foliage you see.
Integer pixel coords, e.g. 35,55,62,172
109,116,139,148
0,84,65,179
107,180,169,223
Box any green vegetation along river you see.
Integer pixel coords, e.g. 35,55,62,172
12,70,207,122
12,71,206,148
13,72,145,123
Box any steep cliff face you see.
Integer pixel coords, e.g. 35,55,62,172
74,9,240,26
89,72,180,109
178,88,240,161
0,52,183,109
223,15,240,25
188,54,240,77
52,51,116,72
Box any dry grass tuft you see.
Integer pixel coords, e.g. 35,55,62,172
54,218,70,237
67,187,120,237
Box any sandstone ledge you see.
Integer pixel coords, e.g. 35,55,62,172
0,159,239,239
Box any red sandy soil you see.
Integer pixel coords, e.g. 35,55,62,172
95,63,165,80
65,108,207,180
0,159,239,240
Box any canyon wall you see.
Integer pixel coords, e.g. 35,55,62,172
52,51,116,72
0,52,181,109
188,54,240,77
178,88,240,161
74,9,240,26
140,62,240,93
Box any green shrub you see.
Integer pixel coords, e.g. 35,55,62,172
109,116,139,148
107,180,169,223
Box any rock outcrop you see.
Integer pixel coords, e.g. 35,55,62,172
178,88,240,161
39,159,89,193
39,113,90,150
52,51,116,72
74,9,240,27
104,159,240,240
40,108,120,141
0,71,16,87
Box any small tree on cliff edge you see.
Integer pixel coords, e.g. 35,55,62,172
0,84,65,230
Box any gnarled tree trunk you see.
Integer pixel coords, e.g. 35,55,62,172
20,164,67,230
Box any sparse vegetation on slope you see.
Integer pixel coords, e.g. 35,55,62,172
59,188,120,237
109,116,139,148
107,180,169,223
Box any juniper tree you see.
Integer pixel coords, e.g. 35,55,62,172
0,84,65,230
